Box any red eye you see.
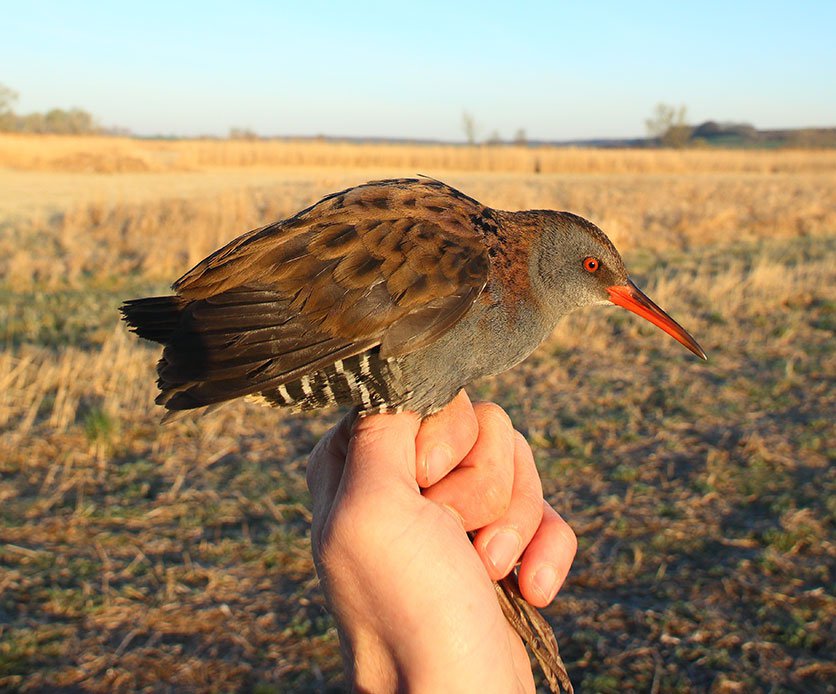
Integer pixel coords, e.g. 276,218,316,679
583,257,600,273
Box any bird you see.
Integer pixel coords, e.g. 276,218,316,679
121,176,706,693
122,177,705,420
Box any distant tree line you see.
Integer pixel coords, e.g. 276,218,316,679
461,104,835,150
0,82,102,134
646,102,836,149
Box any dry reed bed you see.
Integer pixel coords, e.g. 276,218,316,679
4,240,831,442
1,149,834,690
2,232,833,691
2,169,834,290
2,133,836,175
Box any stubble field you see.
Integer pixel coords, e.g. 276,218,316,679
0,135,834,692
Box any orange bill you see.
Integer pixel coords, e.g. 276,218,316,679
607,279,707,360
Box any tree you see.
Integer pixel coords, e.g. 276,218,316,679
0,83,17,114
645,103,692,148
43,108,97,134
35,108,99,135
229,127,259,140
513,128,527,146
0,83,19,131
462,111,480,145
0,83,101,134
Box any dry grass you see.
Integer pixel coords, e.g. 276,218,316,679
1,137,834,692
2,168,833,292
2,133,836,175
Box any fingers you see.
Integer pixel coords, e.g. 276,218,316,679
422,402,515,530
339,409,422,497
415,390,479,487
309,398,577,610
472,431,544,580
308,408,421,557
517,502,577,608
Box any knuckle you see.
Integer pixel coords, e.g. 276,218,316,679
475,401,513,430
517,458,543,499
350,413,390,444
479,474,513,520
513,430,537,463
351,412,419,457
460,407,480,447
348,420,395,461
519,482,545,512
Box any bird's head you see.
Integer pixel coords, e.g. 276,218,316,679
528,210,706,360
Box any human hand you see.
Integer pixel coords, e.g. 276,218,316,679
306,390,577,693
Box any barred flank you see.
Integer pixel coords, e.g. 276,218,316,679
248,349,405,414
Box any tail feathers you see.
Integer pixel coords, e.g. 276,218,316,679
122,289,390,417
154,339,371,411
120,296,185,345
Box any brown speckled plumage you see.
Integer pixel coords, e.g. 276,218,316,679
122,178,640,419
122,175,705,419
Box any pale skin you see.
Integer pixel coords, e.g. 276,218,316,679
307,390,578,693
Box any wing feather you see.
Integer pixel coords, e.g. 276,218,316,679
131,178,493,411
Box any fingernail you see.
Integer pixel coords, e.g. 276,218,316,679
424,444,451,484
533,565,558,603
486,530,521,576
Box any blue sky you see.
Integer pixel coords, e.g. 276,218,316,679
2,1,834,140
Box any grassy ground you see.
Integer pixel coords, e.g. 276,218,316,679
0,141,834,692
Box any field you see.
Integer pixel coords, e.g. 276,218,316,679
0,135,834,692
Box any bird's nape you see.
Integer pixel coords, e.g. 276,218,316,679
606,279,707,360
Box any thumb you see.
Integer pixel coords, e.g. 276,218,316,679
339,411,422,499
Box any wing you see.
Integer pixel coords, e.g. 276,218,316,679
146,178,491,409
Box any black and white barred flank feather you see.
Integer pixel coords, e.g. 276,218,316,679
246,350,408,414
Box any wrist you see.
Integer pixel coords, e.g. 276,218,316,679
341,622,532,694
341,624,400,693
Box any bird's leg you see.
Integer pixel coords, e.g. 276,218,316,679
493,572,573,694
